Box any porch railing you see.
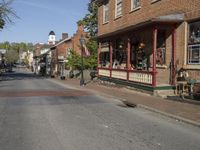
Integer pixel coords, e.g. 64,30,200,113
98,68,110,77
98,68,153,85
129,71,153,85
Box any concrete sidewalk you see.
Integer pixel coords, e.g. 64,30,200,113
53,78,200,127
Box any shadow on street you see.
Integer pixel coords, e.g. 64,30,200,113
0,70,47,81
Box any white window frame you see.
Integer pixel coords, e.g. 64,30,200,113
103,2,109,24
151,0,161,4
188,20,200,65
188,44,200,64
115,0,122,18
131,0,141,11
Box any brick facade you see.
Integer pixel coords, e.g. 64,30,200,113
98,0,200,36
97,0,200,87
51,24,87,75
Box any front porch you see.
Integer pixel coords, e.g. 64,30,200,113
97,22,178,92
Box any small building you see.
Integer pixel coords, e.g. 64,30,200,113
96,0,200,93
50,24,88,76
33,43,51,75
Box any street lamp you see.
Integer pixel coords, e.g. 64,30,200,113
79,35,85,86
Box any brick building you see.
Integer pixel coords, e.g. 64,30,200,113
96,0,200,92
50,24,87,76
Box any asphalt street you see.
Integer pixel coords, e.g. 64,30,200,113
0,69,200,150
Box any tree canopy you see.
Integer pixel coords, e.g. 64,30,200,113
0,0,18,29
78,0,98,37
0,42,34,64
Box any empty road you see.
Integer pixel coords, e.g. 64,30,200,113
0,69,200,150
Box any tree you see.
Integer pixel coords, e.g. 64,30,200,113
76,0,98,70
0,0,18,29
78,0,98,37
66,50,81,70
4,49,19,63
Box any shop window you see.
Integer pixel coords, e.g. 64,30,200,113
100,42,110,67
103,1,109,24
156,30,166,65
130,37,148,70
188,20,200,64
115,0,122,18
112,39,127,69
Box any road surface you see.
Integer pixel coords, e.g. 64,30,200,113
0,69,200,150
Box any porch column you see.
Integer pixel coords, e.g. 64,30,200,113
152,27,157,87
97,42,101,76
171,26,176,85
127,38,131,80
109,40,113,78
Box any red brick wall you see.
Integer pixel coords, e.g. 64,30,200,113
98,0,200,36
72,25,88,55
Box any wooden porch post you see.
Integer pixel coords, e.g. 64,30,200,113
172,26,176,85
109,40,113,78
97,41,101,76
152,27,157,87
127,38,131,80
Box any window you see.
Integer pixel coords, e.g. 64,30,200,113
188,45,200,64
188,20,200,64
100,42,110,68
151,0,161,4
156,30,166,65
115,0,122,18
132,0,141,10
112,39,127,69
103,2,109,23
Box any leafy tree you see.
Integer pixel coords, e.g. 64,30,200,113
0,0,18,29
85,38,98,69
66,50,81,70
0,41,10,49
4,49,18,63
78,0,98,37
75,0,98,70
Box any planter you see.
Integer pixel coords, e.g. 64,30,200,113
193,83,200,100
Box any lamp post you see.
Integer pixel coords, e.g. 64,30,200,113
79,35,85,86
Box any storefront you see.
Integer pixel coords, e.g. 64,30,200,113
98,21,179,91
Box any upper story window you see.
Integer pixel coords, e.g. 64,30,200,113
188,20,200,64
103,2,109,24
115,0,122,18
132,0,141,10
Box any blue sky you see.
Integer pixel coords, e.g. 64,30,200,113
0,0,89,44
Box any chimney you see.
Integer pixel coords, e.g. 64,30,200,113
77,24,84,31
62,33,68,40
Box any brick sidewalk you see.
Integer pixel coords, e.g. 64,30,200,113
53,78,200,127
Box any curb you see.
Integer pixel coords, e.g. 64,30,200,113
136,103,200,128
94,92,200,128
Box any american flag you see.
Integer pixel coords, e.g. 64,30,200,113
83,43,90,57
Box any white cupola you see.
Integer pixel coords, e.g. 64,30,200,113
48,31,56,45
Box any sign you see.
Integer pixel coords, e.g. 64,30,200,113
58,56,64,60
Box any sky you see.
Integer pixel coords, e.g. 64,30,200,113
0,0,89,44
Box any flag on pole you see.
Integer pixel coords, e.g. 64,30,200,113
83,43,91,57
